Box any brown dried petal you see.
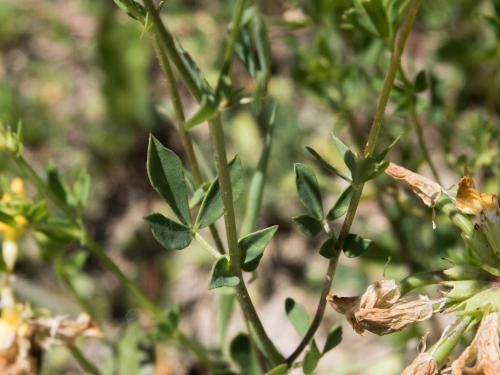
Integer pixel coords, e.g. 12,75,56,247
450,312,500,375
385,163,443,207
402,353,438,375
327,280,434,335
456,176,498,216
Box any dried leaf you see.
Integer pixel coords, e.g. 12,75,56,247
402,353,437,375
327,280,434,335
449,312,500,375
385,163,443,207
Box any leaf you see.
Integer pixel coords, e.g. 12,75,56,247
217,294,235,346
292,215,323,237
229,333,260,375
319,237,337,259
239,225,278,272
302,341,321,374
327,186,353,221
375,136,400,162
323,325,342,354
47,164,69,205
265,364,288,375
285,298,310,336
209,257,240,289
73,169,91,208
294,164,323,220
26,200,49,222
156,307,180,340
306,146,351,182
414,70,428,93
361,0,390,41
0,211,18,227
145,213,193,250
184,93,219,129
343,234,374,258
331,133,351,160
195,156,244,229
147,135,191,226
189,182,209,209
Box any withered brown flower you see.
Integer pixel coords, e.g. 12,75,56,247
449,312,500,375
327,280,435,335
402,353,438,375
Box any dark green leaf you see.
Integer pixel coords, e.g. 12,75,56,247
361,0,390,41
209,257,240,289
285,298,310,336
229,333,260,375
145,213,192,250
239,225,278,272
292,215,323,237
195,156,244,229
294,164,323,220
47,164,69,206
414,70,428,93
303,341,321,374
0,211,18,227
343,234,374,258
327,186,353,221
306,146,351,182
319,237,337,259
344,150,358,179
147,135,191,226
323,325,342,354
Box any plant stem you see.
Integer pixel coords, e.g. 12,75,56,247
399,270,445,295
194,232,222,259
286,0,423,364
177,332,219,372
68,344,102,375
429,316,472,365
151,33,226,254
399,67,441,183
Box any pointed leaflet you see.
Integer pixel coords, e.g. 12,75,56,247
47,164,69,206
147,135,191,226
343,233,374,258
145,213,192,250
331,133,358,181
327,186,353,221
319,237,337,259
284,298,310,336
229,333,260,375
306,146,351,182
294,164,323,220
292,215,323,237
323,325,342,354
209,257,240,289
239,225,278,272
195,156,244,229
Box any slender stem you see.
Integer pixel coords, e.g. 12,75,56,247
68,344,102,375
142,0,202,101
286,0,422,364
177,332,218,372
399,67,441,183
194,232,222,259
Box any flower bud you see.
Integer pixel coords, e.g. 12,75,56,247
2,240,18,271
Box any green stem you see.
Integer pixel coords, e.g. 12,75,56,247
142,0,202,101
429,315,472,365
286,0,423,364
68,344,102,375
435,197,474,236
399,270,445,295
194,232,222,259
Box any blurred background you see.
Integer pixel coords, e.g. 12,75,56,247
0,0,499,374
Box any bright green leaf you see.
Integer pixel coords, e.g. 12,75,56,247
209,257,240,289
294,163,323,220
285,298,310,336
303,341,321,374
239,225,278,272
147,135,191,226
327,186,353,221
145,213,193,250
292,215,323,237
343,233,374,258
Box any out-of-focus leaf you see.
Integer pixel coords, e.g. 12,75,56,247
292,215,323,237
184,93,219,129
327,186,353,221
323,325,342,354
285,297,310,336
229,333,260,375
72,169,91,208
294,163,323,220
319,237,337,259
239,225,278,272
47,164,69,206
414,70,428,93
361,0,390,41
265,364,288,375
343,233,374,258
156,307,180,340
209,257,240,289
302,341,321,374
145,213,192,250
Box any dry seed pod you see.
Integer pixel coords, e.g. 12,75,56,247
385,163,443,207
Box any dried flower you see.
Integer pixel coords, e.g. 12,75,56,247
385,163,443,207
449,312,500,375
402,353,437,375
327,280,435,335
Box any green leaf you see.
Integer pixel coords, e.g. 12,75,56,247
375,136,400,162
361,0,390,41
331,133,351,160
292,215,323,237
414,70,428,93
73,169,91,208
323,325,342,354
184,94,219,129
145,213,193,250
285,298,310,336
319,237,337,259
294,164,323,220
0,211,18,227
26,200,49,222
217,294,235,346
265,364,288,375
147,135,191,226
156,307,180,340
303,341,321,374
306,146,351,182
229,333,260,375
343,234,374,258
189,182,209,209
209,257,240,289
47,164,69,205
327,186,353,221
195,156,244,229
239,225,278,272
